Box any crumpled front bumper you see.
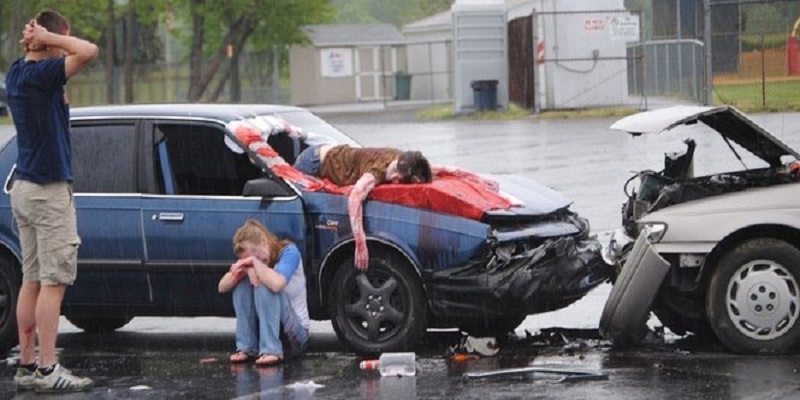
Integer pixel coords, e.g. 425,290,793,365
599,229,672,343
428,235,612,320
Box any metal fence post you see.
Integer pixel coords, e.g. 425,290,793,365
531,9,540,114
704,0,712,106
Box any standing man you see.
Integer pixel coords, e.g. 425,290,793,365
293,144,432,270
7,10,98,393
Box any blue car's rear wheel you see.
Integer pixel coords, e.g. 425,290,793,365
0,254,21,355
65,315,133,332
328,246,427,356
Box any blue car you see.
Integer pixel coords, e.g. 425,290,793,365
0,75,6,116
0,104,609,355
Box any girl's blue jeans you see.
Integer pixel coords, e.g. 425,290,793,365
232,280,308,357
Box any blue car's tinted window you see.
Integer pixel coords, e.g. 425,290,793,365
156,123,263,196
72,123,137,193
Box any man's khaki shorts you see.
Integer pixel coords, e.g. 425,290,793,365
10,180,81,286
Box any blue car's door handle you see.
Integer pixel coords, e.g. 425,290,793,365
154,212,184,222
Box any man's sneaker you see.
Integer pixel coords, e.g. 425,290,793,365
13,366,38,390
35,364,94,393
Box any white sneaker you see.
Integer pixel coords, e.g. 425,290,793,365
13,366,38,390
35,364,94,393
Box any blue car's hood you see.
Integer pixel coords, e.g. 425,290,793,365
483,174,573,218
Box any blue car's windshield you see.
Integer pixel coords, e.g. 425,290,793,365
272,110,360,147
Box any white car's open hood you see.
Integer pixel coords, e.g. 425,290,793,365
610,105,800,167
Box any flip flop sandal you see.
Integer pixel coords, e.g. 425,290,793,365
255,354,283,367
230,351,256,364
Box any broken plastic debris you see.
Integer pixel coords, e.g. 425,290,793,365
465,336,499,356
450,353,480,362
446,334,499,358
286,380,325,390
463,367,608,382
130,385,152,391
360,352,417,377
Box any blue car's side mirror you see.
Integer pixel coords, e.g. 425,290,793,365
243,178,288,197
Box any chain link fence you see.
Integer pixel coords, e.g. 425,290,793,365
711,0,800,110
49,0,800,112
627,39,706,104
402,40,453,104
67,50,287,107
67,44,448,107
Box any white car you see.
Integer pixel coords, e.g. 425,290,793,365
600,106,800,354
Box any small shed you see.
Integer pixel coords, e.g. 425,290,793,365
290,24,407,106
402,11,454,103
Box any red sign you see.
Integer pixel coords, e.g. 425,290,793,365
584,18,605,31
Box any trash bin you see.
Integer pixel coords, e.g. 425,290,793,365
471,80,498,111
395,72,412,100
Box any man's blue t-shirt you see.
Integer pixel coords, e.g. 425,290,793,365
5,57,72,184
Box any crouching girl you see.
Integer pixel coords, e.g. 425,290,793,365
218,219,309,366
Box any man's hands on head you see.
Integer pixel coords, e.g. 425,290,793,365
21,19,99,78
21,20,48,51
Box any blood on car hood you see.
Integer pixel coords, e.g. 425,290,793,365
610,105,800,167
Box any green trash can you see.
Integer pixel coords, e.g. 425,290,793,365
395,72,411,100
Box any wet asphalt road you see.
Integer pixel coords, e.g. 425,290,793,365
5,322,800,399
2,107,800,398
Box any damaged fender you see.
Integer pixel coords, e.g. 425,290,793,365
428,235,611,320
600,230,671,346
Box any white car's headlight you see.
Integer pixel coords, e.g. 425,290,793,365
641,223,668,243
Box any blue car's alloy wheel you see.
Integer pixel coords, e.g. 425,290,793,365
328,246,427,356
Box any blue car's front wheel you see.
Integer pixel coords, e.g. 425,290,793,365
328,246,427,356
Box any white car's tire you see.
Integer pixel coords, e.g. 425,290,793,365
706,238,800,354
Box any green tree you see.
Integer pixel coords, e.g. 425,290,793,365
1,0,333,103
332,0,451,27
173,0,333,102
0,0,163,104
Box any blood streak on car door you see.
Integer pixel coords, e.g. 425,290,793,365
141,121,305,314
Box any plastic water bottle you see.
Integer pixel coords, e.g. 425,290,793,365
359,352,416,377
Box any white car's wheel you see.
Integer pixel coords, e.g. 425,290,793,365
707,238,800,354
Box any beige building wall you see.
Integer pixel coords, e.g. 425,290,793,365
406,39,452,101
289,46,319,106
290,45,357,106
290,44,407,106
